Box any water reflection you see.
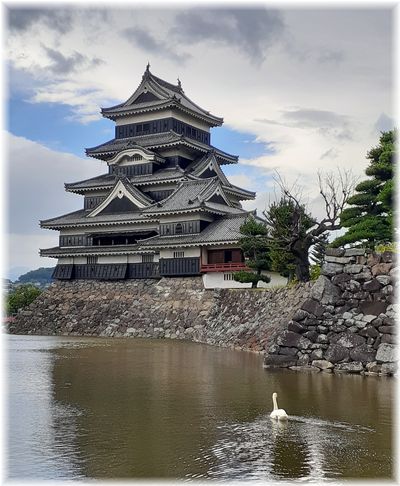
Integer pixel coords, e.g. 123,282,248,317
7,336,85,479
7,335,393,480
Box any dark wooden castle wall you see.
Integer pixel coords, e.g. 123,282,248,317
115,117,210,145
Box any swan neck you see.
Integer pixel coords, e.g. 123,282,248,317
273,395,278,411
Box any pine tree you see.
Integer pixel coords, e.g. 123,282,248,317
310,232,329,266
332,130,395,248
233,216,271,288
264,197,315,281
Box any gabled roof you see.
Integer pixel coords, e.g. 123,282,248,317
139,213,253,248
222,184,256,200
185,152,255,200
65,168,187,193
101,66,223,127
85,131,238,165
40,208,157,230
143,178,245,216
88,177,153,217
65,174,116,193
187,152,230,186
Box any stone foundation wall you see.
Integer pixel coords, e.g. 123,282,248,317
9,250,397,376
263,249,396,376
9,277,311,354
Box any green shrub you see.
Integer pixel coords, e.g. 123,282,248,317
375,242,396,253
5,284,42,316
233,271,271,288
309,265,321,281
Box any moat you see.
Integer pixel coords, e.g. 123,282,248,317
7,335,393,480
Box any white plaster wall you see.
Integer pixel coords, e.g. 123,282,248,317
127,253,160,263
257,272,288,288
202,271,288,289
160,247,200,258
72,257,87,264
127,254,142,263
98,255,128,264
58,257,74,264
202,273,252,289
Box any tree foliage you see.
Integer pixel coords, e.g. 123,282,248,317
310,232,329,266
332,130,395,248
265,198,313,281
233,216,271,287
6,284,42,316
263,170,355,282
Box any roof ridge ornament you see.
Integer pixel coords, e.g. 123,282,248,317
142,62,151,80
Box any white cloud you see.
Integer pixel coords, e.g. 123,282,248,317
6,132,103,271
4,7,394,269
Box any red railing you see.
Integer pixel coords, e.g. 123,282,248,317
200,262,249,273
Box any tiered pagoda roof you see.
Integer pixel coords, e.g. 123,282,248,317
40,66,257,268
86,132,238,164
100,64,224,126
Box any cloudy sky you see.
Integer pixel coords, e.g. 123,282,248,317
4,5,395,278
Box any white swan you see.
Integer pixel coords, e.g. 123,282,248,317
270,392,288,420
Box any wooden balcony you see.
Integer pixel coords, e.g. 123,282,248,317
200,262,249,273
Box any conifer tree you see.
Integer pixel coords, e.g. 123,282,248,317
332,130,395,248
233,216,271,288
264,197,315,282
263,169,355,282
310,232,329,266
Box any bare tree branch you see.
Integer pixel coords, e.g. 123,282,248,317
264,168,357,281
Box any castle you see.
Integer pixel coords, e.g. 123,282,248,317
40,65,262,288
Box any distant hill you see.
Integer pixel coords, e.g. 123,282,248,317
17,267,55,285
8,266,30,282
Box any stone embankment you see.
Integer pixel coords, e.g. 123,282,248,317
9,277,312,353
9,250,397,376
264,249,396,376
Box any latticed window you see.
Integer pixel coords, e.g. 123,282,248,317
173,251,185,258
142,254,154,263
175,223,183,234
87,256,98,265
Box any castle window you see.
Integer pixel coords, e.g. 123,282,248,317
173,251,184,258
175,223,183,234
142,254,154,263
87,256,98,265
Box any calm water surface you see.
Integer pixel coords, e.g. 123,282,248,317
7,335,394,480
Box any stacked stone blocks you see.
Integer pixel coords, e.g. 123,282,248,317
264,249,396,376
